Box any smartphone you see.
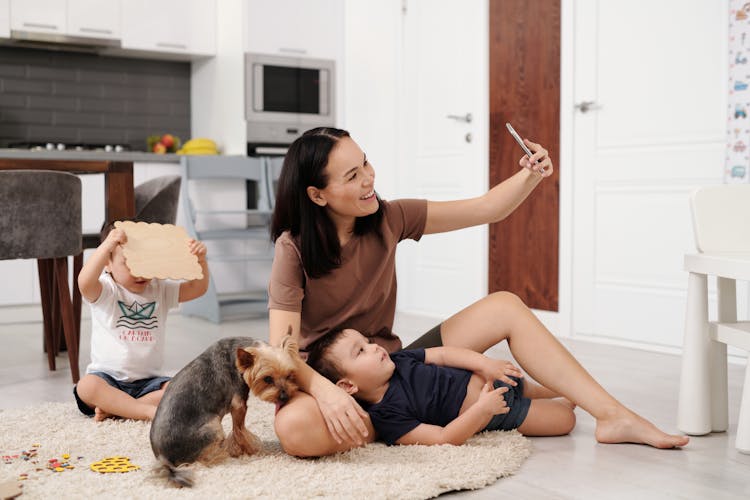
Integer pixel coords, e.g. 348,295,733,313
505,122,546,174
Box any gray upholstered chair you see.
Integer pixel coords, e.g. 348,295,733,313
0,170,82,382
72,175,182,335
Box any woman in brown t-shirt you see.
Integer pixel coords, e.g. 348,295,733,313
269,127,688,457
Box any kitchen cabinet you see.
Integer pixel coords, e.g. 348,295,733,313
10,0,119,41
10,0,66,35
245,0,343,60
67,0,120,40
122,0,189,54
122,0,215,57
0,0,9,38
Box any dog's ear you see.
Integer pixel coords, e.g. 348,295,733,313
236,347,257,373
336,378,358,395
281,332,299,357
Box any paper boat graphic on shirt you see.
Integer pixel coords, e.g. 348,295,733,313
115,300,158,330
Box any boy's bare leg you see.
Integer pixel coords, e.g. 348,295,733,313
76,375,157,421
517,399,576,437
441,291,689,449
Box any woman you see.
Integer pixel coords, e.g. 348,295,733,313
268,127,688,457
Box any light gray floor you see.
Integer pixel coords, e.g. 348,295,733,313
1,308,748,499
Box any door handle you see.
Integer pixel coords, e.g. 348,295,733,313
575,101,601,113
446,113,473,123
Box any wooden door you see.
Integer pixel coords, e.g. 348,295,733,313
488,0,560,311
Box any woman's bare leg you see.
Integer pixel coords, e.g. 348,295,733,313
274,392,375,457
523,380,562,399
441,291,689,449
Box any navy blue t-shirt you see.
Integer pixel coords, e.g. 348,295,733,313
360,349,472,445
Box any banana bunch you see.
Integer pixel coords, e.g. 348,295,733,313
177,138,219,155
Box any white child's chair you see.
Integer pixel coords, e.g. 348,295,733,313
678,184,750,453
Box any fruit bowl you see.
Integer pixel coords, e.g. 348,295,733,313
147,134,182,154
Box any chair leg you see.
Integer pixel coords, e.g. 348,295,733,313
713,276,736,433
678,272,712,435
54,257,80,383
36,258,56,371
736,362,750,454
51,270,62,355
73,252,83,339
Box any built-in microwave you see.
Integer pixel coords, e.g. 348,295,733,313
244,52,336,155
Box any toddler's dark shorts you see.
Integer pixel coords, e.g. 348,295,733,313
482,376,531,431
73,372,171,416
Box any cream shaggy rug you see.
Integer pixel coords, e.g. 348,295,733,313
0,401,531,499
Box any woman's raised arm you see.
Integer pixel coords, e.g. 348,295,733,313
424,139,553,235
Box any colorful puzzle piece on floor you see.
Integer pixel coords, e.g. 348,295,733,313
90,456,140,473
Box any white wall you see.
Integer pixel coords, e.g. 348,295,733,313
190,0,246,155
342,1,402,207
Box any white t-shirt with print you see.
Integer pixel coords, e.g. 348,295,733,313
85,272,180,381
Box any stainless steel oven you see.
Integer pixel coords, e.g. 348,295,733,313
245,52,336,155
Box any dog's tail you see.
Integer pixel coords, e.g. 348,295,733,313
153,455,194,488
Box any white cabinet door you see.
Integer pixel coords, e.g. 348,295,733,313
67,0,120,40
122,0,215,57
188,0,215,56
10,0,66,35
122,0,190,54
246,0,343,59
0,0,9,38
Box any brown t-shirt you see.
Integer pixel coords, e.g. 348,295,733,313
268,198,428,352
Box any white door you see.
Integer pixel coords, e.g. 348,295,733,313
397,0,487,318
572,0,728,348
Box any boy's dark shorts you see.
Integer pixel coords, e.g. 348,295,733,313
73,372,171,417
483,377,531,431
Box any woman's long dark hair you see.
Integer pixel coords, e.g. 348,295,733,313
271,127,384,278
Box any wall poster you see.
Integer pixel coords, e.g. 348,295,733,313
728,1,750,183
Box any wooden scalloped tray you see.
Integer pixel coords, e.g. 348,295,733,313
115,221,203,280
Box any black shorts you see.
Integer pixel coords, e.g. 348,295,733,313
482,377,531,431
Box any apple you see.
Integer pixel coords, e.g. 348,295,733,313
161,134,175,149
153,142,167,154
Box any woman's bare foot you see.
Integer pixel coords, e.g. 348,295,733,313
595,410,689,449
94,407,114,422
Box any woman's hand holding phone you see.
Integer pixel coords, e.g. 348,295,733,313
505,122,554,178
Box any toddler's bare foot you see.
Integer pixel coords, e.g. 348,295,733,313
94,407,113,422
595,410,689,449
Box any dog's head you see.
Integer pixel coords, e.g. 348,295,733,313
236,332,300,406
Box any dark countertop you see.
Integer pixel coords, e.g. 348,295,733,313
0,149,182,163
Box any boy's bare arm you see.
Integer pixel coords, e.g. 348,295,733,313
396,383,509,446
78,229,125,302
424,346,522,385
178,239,209,302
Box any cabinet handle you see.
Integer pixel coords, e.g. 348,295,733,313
279,47,307,55
79,27,113,35
23,22,58,31
156,42,188,50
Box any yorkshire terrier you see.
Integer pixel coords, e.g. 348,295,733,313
150,334,300,487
